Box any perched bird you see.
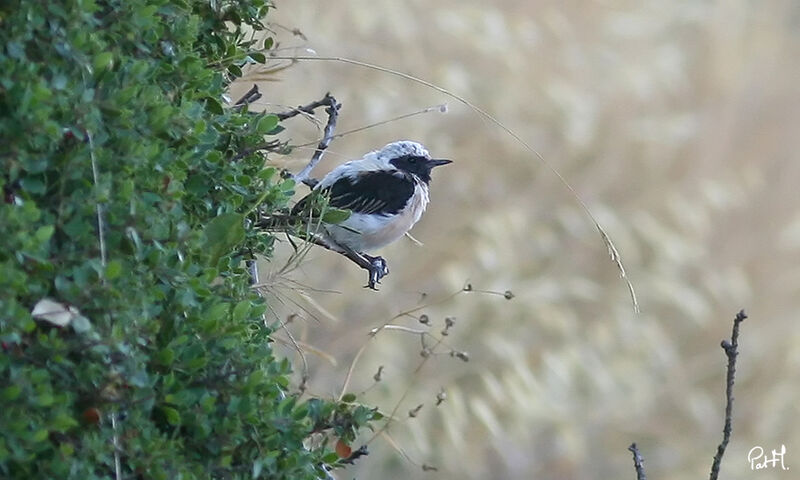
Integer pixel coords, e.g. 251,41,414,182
292,140,451,288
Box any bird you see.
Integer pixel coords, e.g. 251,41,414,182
292,140,452,288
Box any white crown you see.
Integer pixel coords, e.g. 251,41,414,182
373,140,430,162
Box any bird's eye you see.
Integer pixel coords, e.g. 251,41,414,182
408,157,416,163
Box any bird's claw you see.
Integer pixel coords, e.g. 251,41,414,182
363,255,389,290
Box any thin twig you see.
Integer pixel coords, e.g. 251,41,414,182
288,104,447,150
233,84,262,108
275,93,339,187
87,131,107,269
337,287,465,400
234,93,340,182
278,317,309,393
230,139,283,162
628,443,646,480
709,309,747,480
274,92,338,122
111,412,122,480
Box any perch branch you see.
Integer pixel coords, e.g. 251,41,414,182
709,309,747,480
288,229,386,289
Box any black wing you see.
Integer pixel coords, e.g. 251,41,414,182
293,170,415,216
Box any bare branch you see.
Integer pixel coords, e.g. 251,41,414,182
709,309,747,480
230,93,339,171
233,84,262,108
276,93,340,187
628,310,747,480
628,443,647,480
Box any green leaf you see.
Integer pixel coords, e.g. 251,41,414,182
232,300,250,322
92,52,114,73
20,177,46,194
203,213,245,264
1,385,22,401
31,429,49,443
161,406,181,426
34,225,54,243
341,393,356,403
35,393,54,407
257,167,277,180
157,348,175,366
71,315,92,333
105,260,123,280
279,179,295,191
227,64,242,78
249,52,266,63
321,208,351,224
256,114,279,135
52,414,79,432
206,302,229,321
205,97,224,115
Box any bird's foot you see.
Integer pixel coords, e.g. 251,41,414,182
362,254,389,290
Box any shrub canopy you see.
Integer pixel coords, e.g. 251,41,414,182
0,1,376,478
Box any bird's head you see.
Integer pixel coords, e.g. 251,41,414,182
375,140,452,183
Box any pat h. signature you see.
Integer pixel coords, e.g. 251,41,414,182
748,444,789,471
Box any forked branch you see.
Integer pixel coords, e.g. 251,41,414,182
628,310,747,480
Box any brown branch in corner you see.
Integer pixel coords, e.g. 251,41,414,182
709,309,747,480
627,309,747,480
628,443,646,480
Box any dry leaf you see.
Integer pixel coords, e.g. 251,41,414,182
32,299,80,327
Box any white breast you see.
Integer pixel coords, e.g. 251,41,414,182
323,181,429,253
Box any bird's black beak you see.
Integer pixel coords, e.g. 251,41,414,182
428,158,452,167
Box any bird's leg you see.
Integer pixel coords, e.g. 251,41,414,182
287,231,390,289
335,248,389,290
360,253,389,290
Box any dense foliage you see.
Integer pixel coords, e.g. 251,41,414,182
0,1,377,478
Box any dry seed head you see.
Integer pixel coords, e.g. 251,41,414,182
451,351,469,362
436,388,447,406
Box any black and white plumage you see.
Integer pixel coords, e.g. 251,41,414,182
293,140,451,286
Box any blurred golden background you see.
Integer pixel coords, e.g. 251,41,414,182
234,1,800,478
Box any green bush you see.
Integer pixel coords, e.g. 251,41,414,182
0,1,377,478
